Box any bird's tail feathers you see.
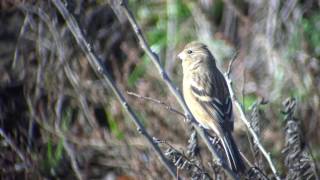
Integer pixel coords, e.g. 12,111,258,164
221,132,246,173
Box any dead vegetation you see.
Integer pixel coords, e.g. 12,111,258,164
0,0,319,179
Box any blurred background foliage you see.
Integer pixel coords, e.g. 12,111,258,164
0,0,319,179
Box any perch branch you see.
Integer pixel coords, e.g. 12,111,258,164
119,1,237,179
224,54,281,180
50,0,178,178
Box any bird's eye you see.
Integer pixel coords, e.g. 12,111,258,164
187,50,193,54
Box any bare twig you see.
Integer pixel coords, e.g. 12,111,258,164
63,139,83,180
0,128,28,163
224,54,281,180
127,91,186,119
49,0,179,178
226,51,238,77
119,1,237,179
64,65,98,129
12,13,30,69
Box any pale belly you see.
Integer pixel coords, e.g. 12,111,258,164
183,80,210,129
182,79,222,135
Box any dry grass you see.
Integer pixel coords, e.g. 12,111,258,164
0,0,319,179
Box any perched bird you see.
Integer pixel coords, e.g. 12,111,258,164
178,42,245,173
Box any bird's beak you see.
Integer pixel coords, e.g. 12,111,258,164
177,51,185,61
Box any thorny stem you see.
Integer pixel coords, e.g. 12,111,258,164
120,1,238,179
50,0,179,179
225,54,281,180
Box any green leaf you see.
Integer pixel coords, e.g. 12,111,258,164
105,110,124,140
47,138,53,166
54,139,64,164
176,0,191,19
243,94,257,111
302,13,320,57
61,108,72,132
46,137,64,168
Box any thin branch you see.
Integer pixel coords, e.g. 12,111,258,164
63,138,83,180
119,2,237,179
12,13,30,69
0,128,28,163
226,51,238,77
224,54,281,180
64,65,98,129
119,1,238,179
127,91,186,119
49,0,179,178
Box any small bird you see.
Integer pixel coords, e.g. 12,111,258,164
178,41,245,173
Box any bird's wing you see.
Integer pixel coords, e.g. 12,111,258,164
190,72,233,131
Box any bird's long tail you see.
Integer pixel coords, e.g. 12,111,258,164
221,132,246,173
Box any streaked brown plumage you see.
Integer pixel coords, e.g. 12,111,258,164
178,42,245,173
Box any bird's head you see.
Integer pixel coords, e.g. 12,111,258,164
178,41,216,73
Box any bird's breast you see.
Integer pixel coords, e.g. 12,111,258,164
183,78,211,129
